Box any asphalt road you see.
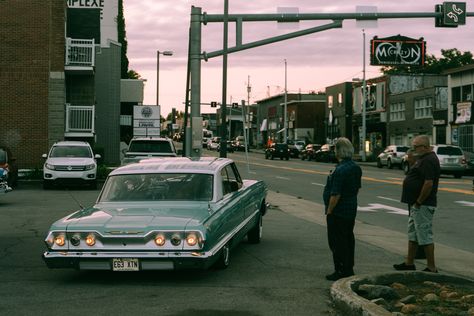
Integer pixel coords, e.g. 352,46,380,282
220,149,474,254
0,182,362,316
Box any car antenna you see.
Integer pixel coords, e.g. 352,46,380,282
67,189,85,209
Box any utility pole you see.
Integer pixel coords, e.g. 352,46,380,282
362,29,367,162
284,59,288,143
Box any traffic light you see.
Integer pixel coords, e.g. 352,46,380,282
435,2,466,27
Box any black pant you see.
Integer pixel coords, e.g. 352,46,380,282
326,214,355,276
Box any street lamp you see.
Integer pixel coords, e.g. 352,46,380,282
284,59,288,143
156,50,173,106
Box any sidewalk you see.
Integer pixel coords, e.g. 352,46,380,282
267,190,474,280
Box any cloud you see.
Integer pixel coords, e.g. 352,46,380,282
124,0,474,115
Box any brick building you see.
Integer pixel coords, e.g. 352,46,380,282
0,0,66,169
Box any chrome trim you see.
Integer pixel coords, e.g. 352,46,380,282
44,210,261,260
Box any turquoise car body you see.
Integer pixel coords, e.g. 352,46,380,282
43,157,267,271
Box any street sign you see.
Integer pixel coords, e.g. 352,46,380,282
443,2,466,26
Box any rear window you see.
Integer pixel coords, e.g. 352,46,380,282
436,146,463,156
396,146,410,152
129,140,172,153
50,145,92,158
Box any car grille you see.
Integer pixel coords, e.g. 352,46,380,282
54,165,87,171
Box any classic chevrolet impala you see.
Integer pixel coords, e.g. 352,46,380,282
42,157,267,271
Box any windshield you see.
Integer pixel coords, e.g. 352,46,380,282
128,140,173,153
99,173,213,202
50,146,92,158
437,146,463,156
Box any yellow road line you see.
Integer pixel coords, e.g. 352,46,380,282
235,158,474,196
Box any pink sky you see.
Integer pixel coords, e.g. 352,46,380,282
123,1,474,117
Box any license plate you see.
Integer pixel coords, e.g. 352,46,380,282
112,258,139,271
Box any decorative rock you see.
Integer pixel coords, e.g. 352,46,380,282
440,290,450,299
400,295,416,304
401,304,421,314
392,301,405,312
423,281,441,288
371,298,390,310
435,306,464,315
446,291,460,299
461,294,474,303
468,306,474,316
391,282,407,290
358,284,399,300
423,293,439,302
391,313,404,316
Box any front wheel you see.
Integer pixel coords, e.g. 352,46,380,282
377,159,382,168
214,243,230,269
387,159,393,169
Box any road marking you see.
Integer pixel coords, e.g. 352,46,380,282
377,196,400,202
455,201,474,207
358,203,408,215
232,159,474,195
276,176,291,180
311,182,325,186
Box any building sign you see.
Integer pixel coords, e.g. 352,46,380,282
67,0,118,45
370,35,426,66
133,105,161,136
455,102,472,124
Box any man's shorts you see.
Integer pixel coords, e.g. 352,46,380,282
408,205,436,246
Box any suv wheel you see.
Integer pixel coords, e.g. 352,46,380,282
377,159,382,168
387,159,393,169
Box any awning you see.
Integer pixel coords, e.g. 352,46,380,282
260,119,267,131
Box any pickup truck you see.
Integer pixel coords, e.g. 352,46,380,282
121,137,178,165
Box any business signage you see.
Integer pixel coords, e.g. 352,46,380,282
133,105,161,136
370,35,426,66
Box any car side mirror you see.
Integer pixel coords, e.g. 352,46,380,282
42,154,47,159
95,154,101,159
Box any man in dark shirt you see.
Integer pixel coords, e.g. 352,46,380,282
323,138,362,281
394,135,440,273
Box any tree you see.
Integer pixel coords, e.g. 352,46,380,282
127,70,141,79
381,48,474,75
117,0,129,79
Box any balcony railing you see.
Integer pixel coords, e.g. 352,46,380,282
65,38,95,67
65,104,95,137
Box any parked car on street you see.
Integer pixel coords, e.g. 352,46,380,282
433,144,466,178
314,144,337,163
377,145,410,169
216,140,234,153
42,141,101,189
232,136,248,151
402,144,466,178
300,144,321,161
207,137,221,151
42,157,267,271
121,137,178,165
265,143,290,160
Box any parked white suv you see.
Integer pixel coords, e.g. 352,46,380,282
377,145,410,169
432,144,466,178
42,141,101,189
401,144,466,178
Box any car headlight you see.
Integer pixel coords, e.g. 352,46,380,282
85,163,96,171
85,234,96,246
54,234,66,246
154,234,166,246
170,233,181,246
44,163,55,170
186,233,198,246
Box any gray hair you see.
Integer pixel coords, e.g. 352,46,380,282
335,137,354,159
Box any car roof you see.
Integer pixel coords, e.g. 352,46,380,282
110,157,232,176
52,141,91,147
130,137,171,141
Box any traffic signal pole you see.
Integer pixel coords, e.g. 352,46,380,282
187,3,472,157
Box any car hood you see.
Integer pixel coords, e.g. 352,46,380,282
57,202,210,233
46,157,95,165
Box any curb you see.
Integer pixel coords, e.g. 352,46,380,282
330,272,474,316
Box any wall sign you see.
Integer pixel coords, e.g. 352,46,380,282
370,35,426,66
